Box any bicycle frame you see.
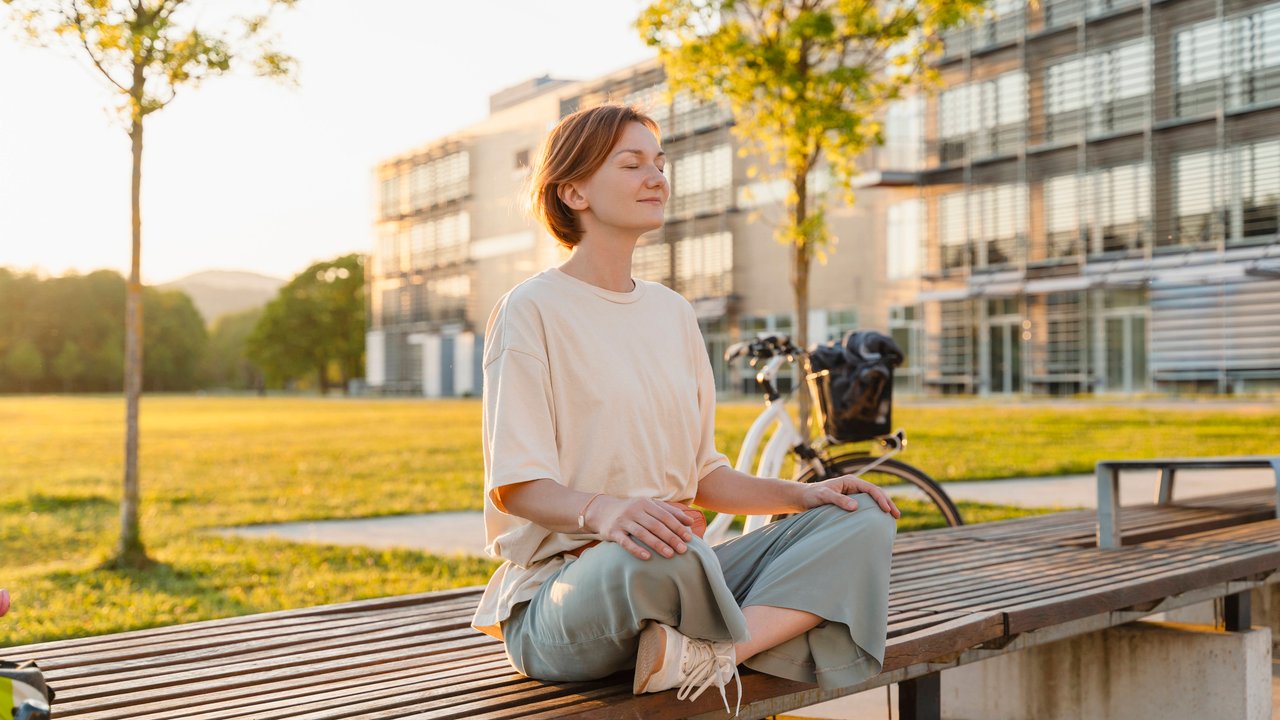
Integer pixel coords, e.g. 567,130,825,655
703,355,813,545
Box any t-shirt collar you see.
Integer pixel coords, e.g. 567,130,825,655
548,266,646,304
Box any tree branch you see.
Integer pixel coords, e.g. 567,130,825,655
69,1,129,93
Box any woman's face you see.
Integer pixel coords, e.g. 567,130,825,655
565,121,669,237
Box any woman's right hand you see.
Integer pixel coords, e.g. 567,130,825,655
585,496,696,561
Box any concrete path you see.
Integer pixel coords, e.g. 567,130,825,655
215,467,1277,557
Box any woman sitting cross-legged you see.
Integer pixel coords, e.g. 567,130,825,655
470,104,900,716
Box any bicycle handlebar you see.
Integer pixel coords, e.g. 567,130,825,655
723,333,804,365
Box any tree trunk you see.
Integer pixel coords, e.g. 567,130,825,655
116,85,149,568
792,169,813,444
318,365,328,395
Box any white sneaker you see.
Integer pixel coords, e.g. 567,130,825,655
633,622,742,716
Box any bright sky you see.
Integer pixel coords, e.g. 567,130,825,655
0,1,655,284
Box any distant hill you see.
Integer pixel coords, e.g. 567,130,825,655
160,270,285,325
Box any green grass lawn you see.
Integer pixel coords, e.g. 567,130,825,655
2,395,1275,646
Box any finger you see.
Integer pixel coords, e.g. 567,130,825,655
659,501,697,526
638,513,689,554
613,532,653,561
827,488,859,512
629,523,680,558
656,501,695,540
867,486,895,514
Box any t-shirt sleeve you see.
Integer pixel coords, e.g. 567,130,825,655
482,347,562,512
691,313,731,481
481,291,562,514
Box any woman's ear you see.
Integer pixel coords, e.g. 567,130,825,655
557,181,589,211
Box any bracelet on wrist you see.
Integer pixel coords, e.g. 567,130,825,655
577,492,605,532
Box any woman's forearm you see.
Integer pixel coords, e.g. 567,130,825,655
693,465,806,515
496,478,602,534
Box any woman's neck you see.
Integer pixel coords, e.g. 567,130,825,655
558,231,639,293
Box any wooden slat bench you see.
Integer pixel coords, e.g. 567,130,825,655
5,488,1278,720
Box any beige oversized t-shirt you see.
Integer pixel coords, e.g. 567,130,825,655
470,267,731,640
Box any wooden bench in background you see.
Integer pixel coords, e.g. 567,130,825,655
6,488,1278,720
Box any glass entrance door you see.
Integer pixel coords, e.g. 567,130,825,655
987,320,1023,394
1103,313,1148,392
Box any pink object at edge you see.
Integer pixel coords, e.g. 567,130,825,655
0,588,10,617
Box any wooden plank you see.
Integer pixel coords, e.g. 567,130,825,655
31,604,479,672
1006,527,1280,633
883,612,1006,671
49,619,481,694
54,649,510,719
2,588,484,658
50,631,497,705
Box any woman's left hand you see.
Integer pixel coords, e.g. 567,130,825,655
798,475,901,519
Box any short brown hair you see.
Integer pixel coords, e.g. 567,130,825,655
528,105,662,249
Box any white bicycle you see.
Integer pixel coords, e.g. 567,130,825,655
702,333,963,545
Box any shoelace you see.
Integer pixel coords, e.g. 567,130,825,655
675,639,742,716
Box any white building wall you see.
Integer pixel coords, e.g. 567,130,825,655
365,330,386,387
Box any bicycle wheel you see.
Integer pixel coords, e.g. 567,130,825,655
775,455,964,531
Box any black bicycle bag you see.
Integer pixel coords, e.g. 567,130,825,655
805,330,904,443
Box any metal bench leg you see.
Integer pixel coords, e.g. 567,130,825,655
1270,459,1280,521
1156,466,1176,506
899,672,941,720
1224,591,1251,632
1096,465,1121,549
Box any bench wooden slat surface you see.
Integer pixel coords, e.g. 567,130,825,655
4,487,1276,720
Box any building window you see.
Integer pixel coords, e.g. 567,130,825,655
1044,40,1150,143
825,308,859,342
938,192,970,271
426,274,470,323
882,97,925,171
1044,291,1086,377
887,198,924,280
1171,149,1228,248
1044,175,1082,258
971,184,1026,268
675,231,732,299
671,91,729,137
937,71,1026,161
408,151,470,212
380,175,402,220
889,305,923,392
1237,139,1280,242
515,149,530,169
671,144,732,216
1175,19,1225,117
1044,57,1087,143
1231,5,1280,109
407,211,470,271
1090,40,1151,136
1091,163,1150,254
633,241,672,286
938,300,975,379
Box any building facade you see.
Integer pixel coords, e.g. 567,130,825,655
367,64,921,397
912,0,1280,394
367,0,1279,397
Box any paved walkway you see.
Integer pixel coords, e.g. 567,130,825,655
215,467,1277,557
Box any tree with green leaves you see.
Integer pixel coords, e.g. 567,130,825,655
247,254,365,394
52,340,86,392
2,0,300,567
205,306,266,391
638,0,984,436
5,339,44,391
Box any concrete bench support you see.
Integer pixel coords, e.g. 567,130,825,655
939,620,1272,720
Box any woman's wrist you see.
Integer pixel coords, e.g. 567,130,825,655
787,480,812,513
581,493,613,537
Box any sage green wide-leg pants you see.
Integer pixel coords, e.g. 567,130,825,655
500,492,896,690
